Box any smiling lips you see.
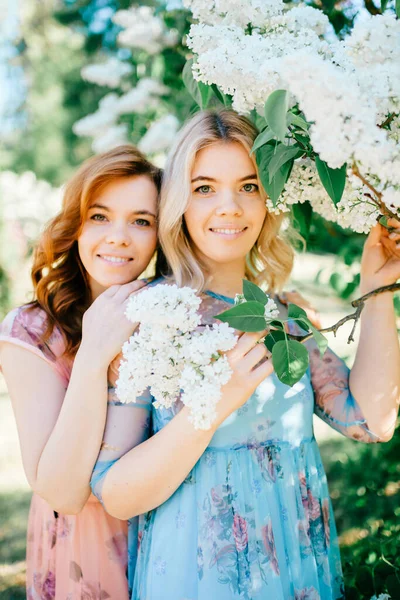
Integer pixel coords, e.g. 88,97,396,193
98,254,133,265
209,226,248,237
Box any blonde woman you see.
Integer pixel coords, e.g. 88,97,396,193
91,111,400,600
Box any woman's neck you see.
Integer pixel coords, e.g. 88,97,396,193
206,263,246,299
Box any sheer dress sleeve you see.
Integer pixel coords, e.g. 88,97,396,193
0,306,71,386
286,317,380,443
90,386,152,506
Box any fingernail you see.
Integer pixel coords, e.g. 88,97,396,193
389,232,398,239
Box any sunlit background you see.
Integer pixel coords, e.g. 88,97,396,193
0,1,399,598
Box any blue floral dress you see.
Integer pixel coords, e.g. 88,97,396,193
91,290,379,600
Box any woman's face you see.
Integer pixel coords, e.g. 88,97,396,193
184,141,267,271
78,175,158,299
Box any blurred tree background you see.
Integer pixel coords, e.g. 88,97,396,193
0,0,399,598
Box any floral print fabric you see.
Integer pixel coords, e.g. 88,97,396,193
92,292,379,600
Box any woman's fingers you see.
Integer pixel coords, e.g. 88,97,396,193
251,353,275,385
232,330,267,359
113,280,147,302
239,341,269,371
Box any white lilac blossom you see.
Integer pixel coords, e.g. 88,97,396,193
81,57,133,88
91,124,129,154
73,94,120,138
113,6,179,55
117,78,170,115
186,1,400,230
116,285,237,429
264,298,279,320
138,114,180,155
183,0,284,28
0,171,61,239
125,284,202,332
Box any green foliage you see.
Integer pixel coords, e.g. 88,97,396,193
320,420,400,599
243,280,268,305
256,143,294,206
315,157,347,206
264,89,290,143
216,280,329,386
215,301,266,332
292,201,313,241
272,338,309,386
0,0,102,185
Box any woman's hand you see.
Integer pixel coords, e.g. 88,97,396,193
360,218,400,295
279,290,322,329
215,331,273,427
80,280,146,368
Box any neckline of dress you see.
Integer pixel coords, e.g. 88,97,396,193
204,290,235,305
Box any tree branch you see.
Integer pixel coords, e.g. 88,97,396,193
351,163,396,218
364,0,381,15
288,282,400,345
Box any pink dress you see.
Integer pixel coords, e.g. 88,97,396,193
0,305,130,600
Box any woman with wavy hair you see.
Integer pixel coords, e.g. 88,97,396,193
0,145,165,599
90,110,400,600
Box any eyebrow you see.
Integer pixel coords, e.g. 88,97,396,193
191,174,258,183
89,203,156,218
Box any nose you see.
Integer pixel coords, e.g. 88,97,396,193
105,222,131,246
215,189,243,217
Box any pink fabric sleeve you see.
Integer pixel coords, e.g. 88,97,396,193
0,306,70,386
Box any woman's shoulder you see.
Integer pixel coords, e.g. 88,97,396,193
1,304,66,361
1,304,48,339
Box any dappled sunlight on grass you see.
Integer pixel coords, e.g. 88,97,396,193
319,422,400,599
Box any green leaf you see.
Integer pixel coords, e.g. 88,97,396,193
256,144,293,206
303,319,328,356
243,280,268,305
268,144,302,182
182,59,213,109
288,304,308,320
182,59,201,106
379,215,390,228
211,84,232,107
264,329,286,352
269,320,285,330
287,112,310,131
292,201,313,240
198,82,214,109
264,90,289,143
251,128,276,155
215,301,266,332
315,156,347,205
381,0,389,10
272,339,309,387
293,133,312,151
396,0,400,18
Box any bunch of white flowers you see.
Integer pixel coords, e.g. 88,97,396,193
116,284,237,429
113,6,179,54
185,0,400,230
138,114,180,155
81,57,133,88
118,78,169,115
73,78,172,153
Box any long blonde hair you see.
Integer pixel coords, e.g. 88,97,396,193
159,109,294,293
